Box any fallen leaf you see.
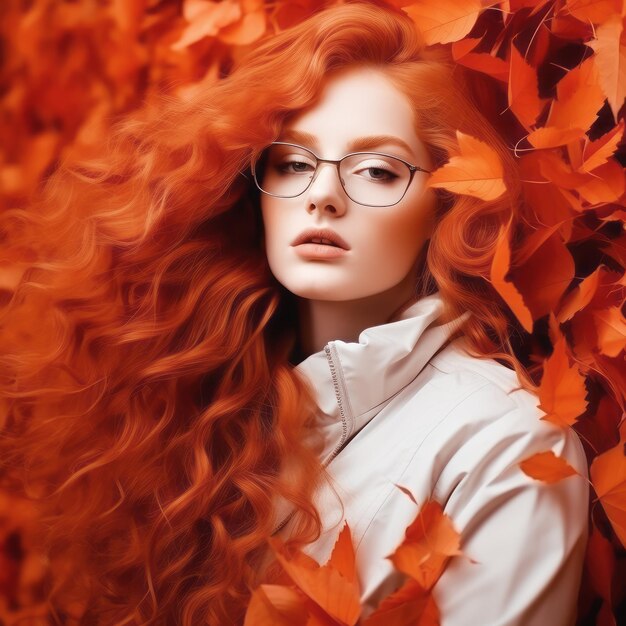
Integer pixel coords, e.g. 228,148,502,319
577,160,626,205
590,424,626,547
527,56,606,147
427,130,507,201
387,500,462,590
490,221,535,333
269,525,361,626
519,450,580,483
565,0,623,25
362,579,439,626
588,15,626,120
557,266,603,322
244,585,309,626
402,0,481,45
171,0,241,50
593,306,626,357
581,119,625,172
511,231,576,320
508,42,544,128
538,333,589,427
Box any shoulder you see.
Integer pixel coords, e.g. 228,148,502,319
397,337,588,491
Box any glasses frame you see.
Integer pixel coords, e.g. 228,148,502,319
250,141,432,208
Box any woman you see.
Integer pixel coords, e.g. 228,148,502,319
0,2,588,625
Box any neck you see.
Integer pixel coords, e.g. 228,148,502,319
296,269,420,359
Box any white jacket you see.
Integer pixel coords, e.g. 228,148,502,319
273,292,589,626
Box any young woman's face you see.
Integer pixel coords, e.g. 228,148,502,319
260,66,437,302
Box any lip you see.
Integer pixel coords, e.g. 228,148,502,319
293,243,348,259
291,228,351,250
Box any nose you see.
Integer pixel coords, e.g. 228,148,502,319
305,161,348,216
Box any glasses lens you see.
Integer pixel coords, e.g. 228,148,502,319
340,153,411,206
253,144,317,198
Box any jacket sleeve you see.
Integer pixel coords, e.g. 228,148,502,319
431,389,589,626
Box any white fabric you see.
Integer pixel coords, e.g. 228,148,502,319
275,291,589,626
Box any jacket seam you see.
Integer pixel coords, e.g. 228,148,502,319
354,380,506,551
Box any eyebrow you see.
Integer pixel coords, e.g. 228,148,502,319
277,129,417,160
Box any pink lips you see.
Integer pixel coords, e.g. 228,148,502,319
291,228,351,250
291,228,350,260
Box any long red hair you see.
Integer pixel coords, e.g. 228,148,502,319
0,2,535,624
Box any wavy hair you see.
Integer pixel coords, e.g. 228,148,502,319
0,2,533,624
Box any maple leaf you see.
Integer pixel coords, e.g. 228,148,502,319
590,423,626,548
593,306,626,357
171,0,241,50
580,120,625,172
386,499,462,591
537,332,589,427
362,579,439,626
427,130,507,201
557,266,603,323
451,36,509,82
268,523,361,626
588,15,626,121
244,584,309,626
564,0,623,26
527,56,606,147
490,221,535,333
519,450,580,484
402,0,481,45
508,42,544,128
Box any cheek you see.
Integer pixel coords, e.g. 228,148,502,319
362,198,435,272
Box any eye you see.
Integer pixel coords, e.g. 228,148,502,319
352,160,400,183
361,166,396,181
275,157,316,175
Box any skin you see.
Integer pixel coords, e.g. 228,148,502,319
260,66,438,359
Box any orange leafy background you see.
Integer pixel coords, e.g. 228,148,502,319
1,0,625,624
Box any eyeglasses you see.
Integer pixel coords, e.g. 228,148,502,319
251,142,431,207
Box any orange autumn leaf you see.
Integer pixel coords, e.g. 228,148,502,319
590,424,626,547
593,306,626,357
362,579,439,626
537,149,625,205
327,520,357,585
565,0,624,25
538,333,589,427
511,229,576,320
269,523,361,626
490,221,534,333
427,130,507,201
218,0,266,46
244,585,309,626
526,126,588,148
548,56,606,126
557,266,603,322
527,56,606,147
451,37,509,82
387,499,462,591
577,160,626,204
171,0,242,50
519,450,580,484
508,42,544,128
581,120,625,172
588,15,626,120
402,0,481,45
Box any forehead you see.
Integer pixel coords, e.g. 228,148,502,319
281,67,423,160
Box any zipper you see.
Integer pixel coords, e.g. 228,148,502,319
271,341,350,535
322,342,351,467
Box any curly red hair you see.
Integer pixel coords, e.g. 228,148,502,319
0,2,535,624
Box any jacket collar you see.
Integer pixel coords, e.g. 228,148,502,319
294,292,471,466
